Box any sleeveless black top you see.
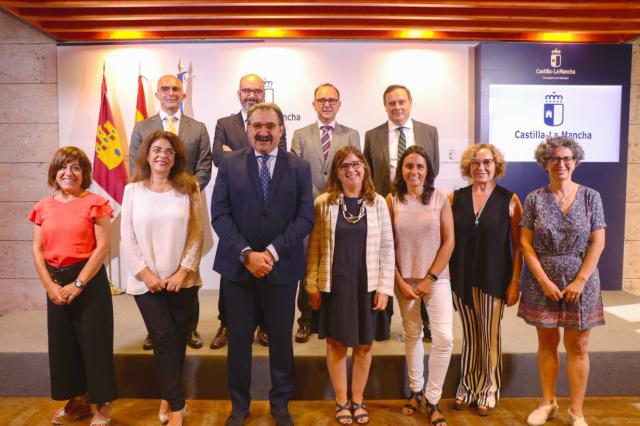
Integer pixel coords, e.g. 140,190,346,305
450,184,513,308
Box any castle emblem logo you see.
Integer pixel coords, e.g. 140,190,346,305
544,92,564,126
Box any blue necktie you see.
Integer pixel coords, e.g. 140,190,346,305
259,155,270,201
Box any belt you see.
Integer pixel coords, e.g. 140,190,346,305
46,259,88,285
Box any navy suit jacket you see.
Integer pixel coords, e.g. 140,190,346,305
211,147,314,284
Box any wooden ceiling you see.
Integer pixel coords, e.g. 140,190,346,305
2,1,639,43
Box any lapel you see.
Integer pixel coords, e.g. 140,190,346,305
178,115,190,142
412,119,426,147
265,148,288,207
150,114,163,132
233,112,249,149
329,202,339,238
325,123,342,167
245,149,264,203
308,123,325,167
378,123,390,167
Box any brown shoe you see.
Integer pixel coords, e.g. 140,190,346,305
142,334,153,351
210,325,228,349
294,324,311,343
52,399,92,424
188,330,203,349
256,326,269,347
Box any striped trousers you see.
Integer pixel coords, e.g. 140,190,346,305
452,287,505,408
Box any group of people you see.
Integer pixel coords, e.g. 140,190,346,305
30,73,606,426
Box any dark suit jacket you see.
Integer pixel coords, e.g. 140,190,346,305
129,113,213,189
211,147,314,285
212,111,287,167
363,119,439,197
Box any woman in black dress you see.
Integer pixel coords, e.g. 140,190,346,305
305,146,395,425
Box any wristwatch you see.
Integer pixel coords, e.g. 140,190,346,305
73,278,85,289
239,249,253,264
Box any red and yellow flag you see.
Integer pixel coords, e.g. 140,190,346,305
93,74,127,205
135,74,148,122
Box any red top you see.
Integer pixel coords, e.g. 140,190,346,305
28,192,114,267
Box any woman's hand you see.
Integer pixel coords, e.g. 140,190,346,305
505,280,520,307
540,279,563,302
562,278,585,304
414,278,434,299
166,268,188,292
46,283,67,305
396,278,419,301
308,292,321,310
373,292,388,311
140,268,165,293
60,283,83,304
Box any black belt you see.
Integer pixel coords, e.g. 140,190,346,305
46,259,88,285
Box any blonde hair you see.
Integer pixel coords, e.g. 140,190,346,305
459,143,506,180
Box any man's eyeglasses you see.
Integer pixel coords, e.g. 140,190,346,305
240,88,265,96
315,98,339,106
249,122,279,132
470,159,495,168
339,161,362,172
546,156,575,165
159,86,182,95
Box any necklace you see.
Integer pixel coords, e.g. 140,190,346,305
549,183,575,209
471,185,494,227
339,193,366,224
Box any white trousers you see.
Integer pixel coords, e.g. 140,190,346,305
396,280,454,404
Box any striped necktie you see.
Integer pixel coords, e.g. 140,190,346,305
397,126,406,159
320,125,332,160
259,155,270,201
166,116,177,134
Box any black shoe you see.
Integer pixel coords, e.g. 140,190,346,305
271,409,293,426
422,322,432,342
142,334,153,351
256,326,269,347
224,410,249,426
294,324,311,343
188,330,203,349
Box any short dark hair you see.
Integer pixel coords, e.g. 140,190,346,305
534,136,585,168
247,102,285,126
48,146,92,190
313,83,340,99
383,84,412,104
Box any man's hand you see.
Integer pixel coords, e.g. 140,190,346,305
244,251,274,278
222,144,232,152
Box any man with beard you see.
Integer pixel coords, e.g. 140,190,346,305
212,103,313,425
210,74,287,349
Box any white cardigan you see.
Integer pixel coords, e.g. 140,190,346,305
305,192,395,296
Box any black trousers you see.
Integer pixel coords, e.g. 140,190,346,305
47,266,118,404
135,286,198,412
224,277,297,413
218,277,266,329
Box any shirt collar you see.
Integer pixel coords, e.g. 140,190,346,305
253,145,279,158
317,120,336,130
388,117,413,131
240,110,248,127
159,109,182,122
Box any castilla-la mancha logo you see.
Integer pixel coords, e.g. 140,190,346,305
544,92,564,126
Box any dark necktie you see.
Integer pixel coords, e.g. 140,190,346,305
397,127,406,159
320,125,332,160
259,155,270,201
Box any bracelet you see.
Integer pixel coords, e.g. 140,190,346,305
426,271,438,282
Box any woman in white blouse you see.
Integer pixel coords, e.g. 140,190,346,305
121,130,203,426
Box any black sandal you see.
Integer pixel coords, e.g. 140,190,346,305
335,401,352,425
426,402,448,426
402,391,424,414
351,401,369,425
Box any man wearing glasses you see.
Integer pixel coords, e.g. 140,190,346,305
129,74,212,351
212,103,313,426
210,73,286,350
290,83,360,343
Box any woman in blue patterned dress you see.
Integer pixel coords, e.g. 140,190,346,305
518,137,606,426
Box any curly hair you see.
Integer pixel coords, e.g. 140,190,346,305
323,146,377,206
130,130,198,195
534,136,584,168
392,145,436,205
459,143,507,180
47,146,92,190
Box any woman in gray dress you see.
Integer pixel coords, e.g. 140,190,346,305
518,137,606,426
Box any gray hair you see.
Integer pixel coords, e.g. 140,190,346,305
247,102,284,126
534,136,584,168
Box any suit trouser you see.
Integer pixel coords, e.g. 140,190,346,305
395,280,453,404
452,287,505,408
135,286,198,411
224,277,297,412
218,278,267,329
47,266,118,404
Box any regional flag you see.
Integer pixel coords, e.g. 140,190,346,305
135,74,148,122
93,73,127,205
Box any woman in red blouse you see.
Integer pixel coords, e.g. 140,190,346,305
29,146,117,425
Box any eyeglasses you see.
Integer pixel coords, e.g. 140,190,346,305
470,159,495,168
159,86,182,95
150,147,176,156
240,88,264,96
249,122,279,132
546,156,574,165
339,161,362,172
315,98,339,106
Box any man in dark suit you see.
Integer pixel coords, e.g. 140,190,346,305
363,84,439,341
129,74,212,350
290,83,359,343
212,103,313,426
210,73,286,349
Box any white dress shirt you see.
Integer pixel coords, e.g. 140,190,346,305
159,109,182,134
387,117,415,180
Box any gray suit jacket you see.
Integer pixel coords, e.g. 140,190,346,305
129,113,213,189
290,122,360,199
212,111,287,167
363,119,439,197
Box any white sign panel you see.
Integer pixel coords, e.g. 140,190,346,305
489,84,622,162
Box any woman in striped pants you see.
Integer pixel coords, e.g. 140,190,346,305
449,143,523,415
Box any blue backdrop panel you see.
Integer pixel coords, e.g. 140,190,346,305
475,42,631,290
